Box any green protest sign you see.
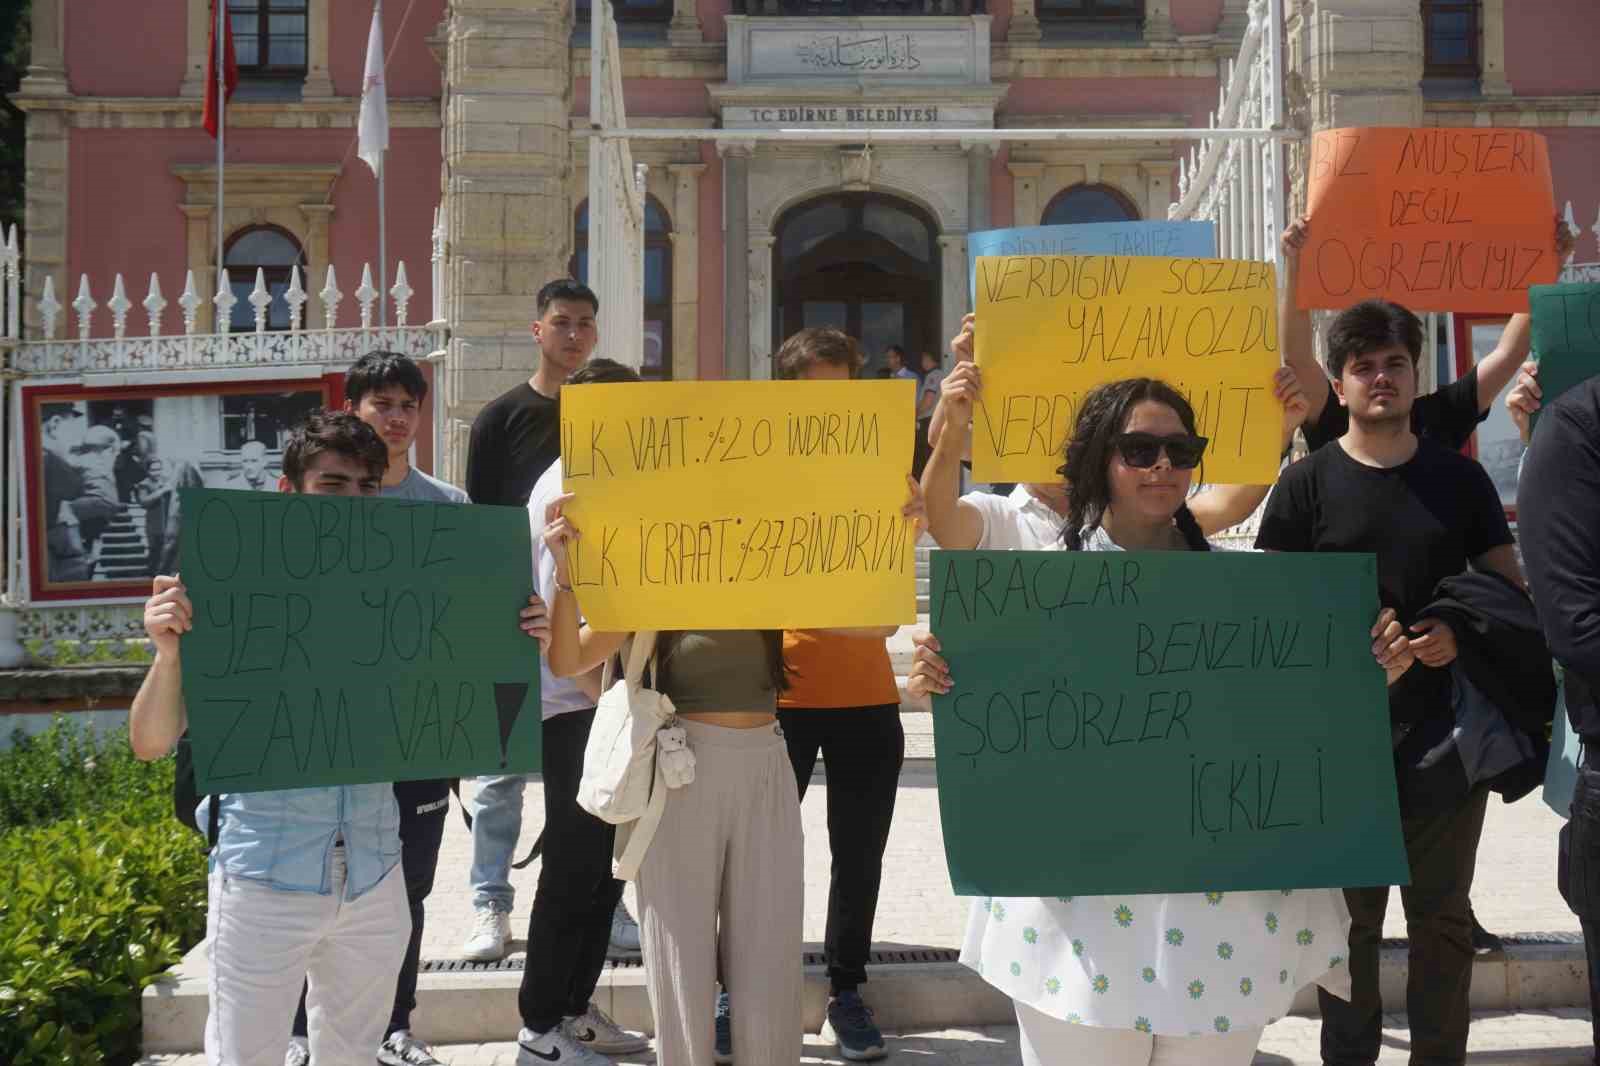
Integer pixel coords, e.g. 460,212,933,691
930,550,1408,897
178,489,542,793
1531,282,1600,426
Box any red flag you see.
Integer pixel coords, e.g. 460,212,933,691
203,0,239,139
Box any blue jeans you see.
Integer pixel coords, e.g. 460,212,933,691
468,774,529,912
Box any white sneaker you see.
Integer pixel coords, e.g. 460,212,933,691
462,903,511,962
564,1003,650,1055
608,900,641,956
517,1025,613,1066
283,1038,311,1066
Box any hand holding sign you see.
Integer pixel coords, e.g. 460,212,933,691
1296,127,1558,313
144,573,193,657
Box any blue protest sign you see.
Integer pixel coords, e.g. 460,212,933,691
967,220,1218,301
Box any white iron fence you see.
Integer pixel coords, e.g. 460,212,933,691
0,224,446,666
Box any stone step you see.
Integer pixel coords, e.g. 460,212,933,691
140,936,1592,1053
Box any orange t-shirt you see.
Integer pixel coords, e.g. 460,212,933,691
779,629,899,709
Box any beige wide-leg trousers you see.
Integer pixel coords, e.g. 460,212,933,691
636,718,805,1066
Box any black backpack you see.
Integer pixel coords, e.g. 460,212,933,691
173,732,221,848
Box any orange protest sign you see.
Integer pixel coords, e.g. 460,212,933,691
1296,127,1558,314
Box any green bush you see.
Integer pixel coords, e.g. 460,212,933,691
0,719,207,1066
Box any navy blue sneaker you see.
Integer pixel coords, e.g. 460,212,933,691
714,991,733,1064
824,990,887,1061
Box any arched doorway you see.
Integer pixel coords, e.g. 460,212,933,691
773,193,939,377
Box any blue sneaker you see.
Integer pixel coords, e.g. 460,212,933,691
714,991,733,1064
824,990,887,1062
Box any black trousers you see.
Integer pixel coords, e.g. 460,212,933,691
519,707,625,1033
292,777,451,1039
777,704,905,994
1319,785,1489,1066
1559,765,1600,1062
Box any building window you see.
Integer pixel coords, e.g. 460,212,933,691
575,0,673,23
571,197,674,379
228,0,309,77
1042,183,1142,226
1422,1,1480,78
223,225,307,332
1038,0,1141,19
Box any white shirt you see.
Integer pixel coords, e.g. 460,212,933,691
965,485,1067,551
527,458,596,721
957,523,1352,1036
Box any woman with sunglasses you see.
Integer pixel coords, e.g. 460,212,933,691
909,376,1415,1066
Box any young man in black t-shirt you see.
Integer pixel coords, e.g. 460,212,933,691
1278,217,1572,453
1256,300,1522,1066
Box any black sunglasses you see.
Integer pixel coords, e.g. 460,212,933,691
1112,432,1208,470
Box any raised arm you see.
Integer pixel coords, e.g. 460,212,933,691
129,574,191,761
541,493,628,677
921,362,987,550
1279,218,1329,427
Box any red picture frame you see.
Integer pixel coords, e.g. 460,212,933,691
22,375,339,604
1450,312,1521,523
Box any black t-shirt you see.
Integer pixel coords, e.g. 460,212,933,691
465,383,560,507
1301,369,1486,453
1255,439,1513,740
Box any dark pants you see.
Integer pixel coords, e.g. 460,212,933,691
519,707,625,1034
777,704,905,994
1319,785,1490,1066
292,777,451,1039
1559,765,1600,1062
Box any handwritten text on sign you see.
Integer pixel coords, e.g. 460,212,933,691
966,220,1217,301
929,550,1408,897
972,254,1282,485
178,489,542,793
1530,283,1600,427
1297,127,1558,313
560,380,918,631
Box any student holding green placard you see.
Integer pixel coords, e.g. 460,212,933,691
909,376,1412,1066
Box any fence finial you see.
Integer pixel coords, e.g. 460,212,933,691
143,273,167,337
2,225,17,277
285,264,307,331
249,268,273,333
213,269,237,334
108,274,133,339
179,271,202,335
39,275,61,340
73,275,97,340
391,261,414,328
356,264,378,330
320,265,343,330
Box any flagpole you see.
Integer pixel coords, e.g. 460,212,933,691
376,0,387,329
215,0,226,327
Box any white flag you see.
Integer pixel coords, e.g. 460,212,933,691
357,3,388,177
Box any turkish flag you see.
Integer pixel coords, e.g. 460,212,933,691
202,0,239,139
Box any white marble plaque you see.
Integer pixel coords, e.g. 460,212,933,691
725,16,991,85
721,103,994,129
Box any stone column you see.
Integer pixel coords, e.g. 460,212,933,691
1144,0,1177,44
1008,161,1044,228
1286,0,1424,211
748,234,776,379
17,106,69,337
22,0,67,94
297,204,337,327
668,0,703,46
1479,0,1512,97
937,235,966,361
668,163,706,381
1008,0,1043,43
965,142,993,233
1139,160,1177,221
720,142,753,380
440,0,573,483
302,0,336,99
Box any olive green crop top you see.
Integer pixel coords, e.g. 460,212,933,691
657,630,776,714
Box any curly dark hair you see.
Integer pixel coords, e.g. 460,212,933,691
1057,378,1210,553
281,409,387,491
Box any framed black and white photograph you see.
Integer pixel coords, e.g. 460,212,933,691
1452,314,1521,520
21,377,335,603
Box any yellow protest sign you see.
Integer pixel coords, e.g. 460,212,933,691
972,254,1283,485
559,380,918,631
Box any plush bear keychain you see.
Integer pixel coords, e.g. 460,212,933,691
655,725,696,788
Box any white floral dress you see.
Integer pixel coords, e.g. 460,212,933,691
958,526,1353,1038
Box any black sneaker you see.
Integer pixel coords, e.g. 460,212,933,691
1471,913,1505,955
824,990,887,1062
714,990,732,1065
